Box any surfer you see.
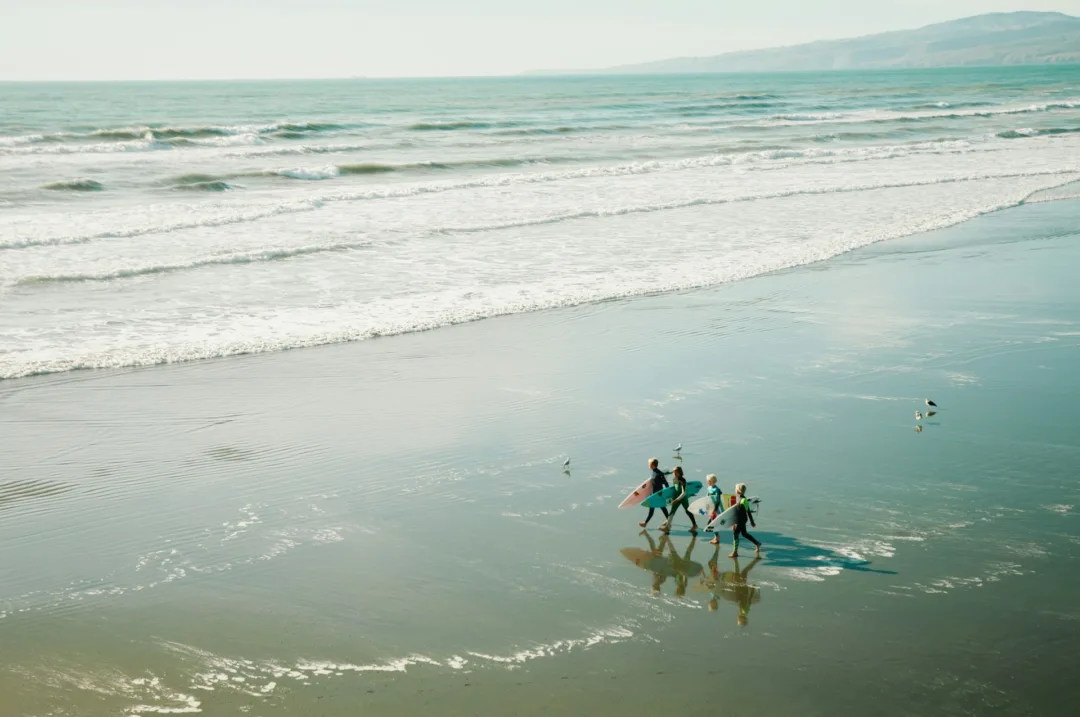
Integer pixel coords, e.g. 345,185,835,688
729,483,761,558
705,474,724,544
638,458,671,528
660,466,698,534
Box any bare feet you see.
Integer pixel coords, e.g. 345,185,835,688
728,552,738,558
710,537,719,545
638,521,647,527
755,545,762,553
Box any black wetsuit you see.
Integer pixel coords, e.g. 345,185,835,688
642,468,670,526
731,497,761,551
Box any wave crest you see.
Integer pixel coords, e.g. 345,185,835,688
41,178,105,192
998,127,1080,139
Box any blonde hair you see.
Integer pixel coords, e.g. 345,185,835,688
706,474,717,485
735,483,747,496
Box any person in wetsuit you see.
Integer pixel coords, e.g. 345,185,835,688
638,457,671,528
729,482,761,558
705,474,726,545
660,466,698,534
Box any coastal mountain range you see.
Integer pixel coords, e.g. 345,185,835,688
531,12,1080,74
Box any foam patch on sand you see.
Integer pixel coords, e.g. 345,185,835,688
947,372,980,385
1043,504,1073,514
466,627,635,667
0,500,346,622
1004,542,1049,558
7,664,203,717
906,562,1026,595
145,624,637,706
784,565,844,582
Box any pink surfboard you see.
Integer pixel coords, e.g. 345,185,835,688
618,479,654,509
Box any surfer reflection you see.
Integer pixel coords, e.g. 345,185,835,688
668,532,699,598
700,542,761,626
622,531,704,597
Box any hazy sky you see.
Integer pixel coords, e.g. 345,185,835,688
1,1,1078,80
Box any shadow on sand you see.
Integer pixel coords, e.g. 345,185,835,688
650,528,896,576
750,530,897,576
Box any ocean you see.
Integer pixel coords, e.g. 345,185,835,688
3,68,1080,717
2,66,1080,380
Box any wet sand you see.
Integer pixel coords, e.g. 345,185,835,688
2,200,1079,716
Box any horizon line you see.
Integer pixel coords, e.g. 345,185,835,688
1,62,1076,85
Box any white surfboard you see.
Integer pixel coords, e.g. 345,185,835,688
705,496,762,532
688,493,733,523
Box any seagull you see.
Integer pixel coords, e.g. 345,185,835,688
562,457,571,468
915,411,923,421
925,399,938,408
674,443,682,453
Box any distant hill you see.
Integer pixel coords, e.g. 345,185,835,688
533,12,1080,75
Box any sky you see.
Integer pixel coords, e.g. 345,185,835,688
1,0,1078,81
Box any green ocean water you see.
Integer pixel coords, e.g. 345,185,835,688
1,197,1078,716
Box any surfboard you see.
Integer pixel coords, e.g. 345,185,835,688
691,578,762,605
617,479,654,509
705,496,762,532
641,481,703,509
688,493,734,522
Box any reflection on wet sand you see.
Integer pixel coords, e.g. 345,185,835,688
694,545,762,626
620,531,704,598
622,528,896,617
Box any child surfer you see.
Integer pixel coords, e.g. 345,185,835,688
729,483,761,558
638,458,671,528
706,474,725,546
660,466,698,534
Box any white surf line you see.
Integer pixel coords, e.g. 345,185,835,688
148,624,638,706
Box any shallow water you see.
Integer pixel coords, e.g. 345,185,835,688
2,67,1080,379
2,199,1078,716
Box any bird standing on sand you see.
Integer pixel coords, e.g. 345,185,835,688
563,457,571,468
674,443,682,453
925,399,938,408
915,411,923,421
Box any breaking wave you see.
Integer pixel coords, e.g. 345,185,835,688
2,138,1064,252
41,178,105,192
997,126,1080,139
14,241,376,285
10,168,1078,284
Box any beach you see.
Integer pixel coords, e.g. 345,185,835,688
2,196,1079,716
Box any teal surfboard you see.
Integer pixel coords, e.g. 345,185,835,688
641,481,703,509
